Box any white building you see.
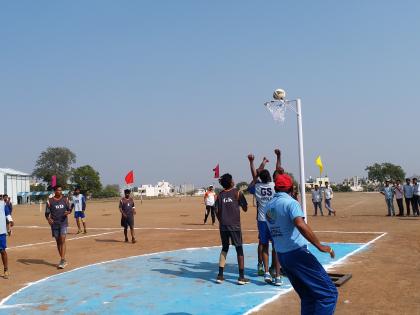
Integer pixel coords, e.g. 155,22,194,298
136,180,175,197
0,168,31,205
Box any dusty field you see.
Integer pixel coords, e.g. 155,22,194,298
1,193,419,314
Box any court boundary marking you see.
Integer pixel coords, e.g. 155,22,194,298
244,232,387,314
1,231,387,314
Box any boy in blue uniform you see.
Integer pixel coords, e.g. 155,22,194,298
0,197,14,279
71,187,87,234
265,173,337,315
3,195,13,236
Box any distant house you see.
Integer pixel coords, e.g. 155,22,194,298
135,180,175,197
0,168,31,205
305,177,330,189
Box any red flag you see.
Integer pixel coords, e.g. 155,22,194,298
51,175,57,188
213,164,220,179
125,170,134,185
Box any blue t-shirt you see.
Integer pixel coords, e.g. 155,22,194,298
264,192,307,254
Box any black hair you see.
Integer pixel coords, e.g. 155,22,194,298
413,178,418,181
259,169,271,184
406,178,411,181
54,185,62,191
124,189,131,194
219,173,233,189
74,186,81,191
3,194,8,197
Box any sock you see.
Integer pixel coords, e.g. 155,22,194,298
239,268,244,278
218,267,224,276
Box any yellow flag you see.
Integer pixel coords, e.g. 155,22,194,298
315,155,323,176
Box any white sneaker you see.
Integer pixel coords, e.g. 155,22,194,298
274,276,283,286
264,272,272,284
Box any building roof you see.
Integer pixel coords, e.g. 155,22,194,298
0,168,30,176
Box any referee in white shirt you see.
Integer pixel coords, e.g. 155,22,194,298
324,182,336,216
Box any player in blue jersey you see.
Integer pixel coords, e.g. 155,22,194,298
247,150,282,286
71,187,87,234
0,197,13,279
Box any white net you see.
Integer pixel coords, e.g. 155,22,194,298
264,100,287,123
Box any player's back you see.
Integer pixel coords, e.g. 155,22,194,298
254,182,275,221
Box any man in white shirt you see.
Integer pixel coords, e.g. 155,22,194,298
312,185,323,216
323,182,336,216
203,185,216,225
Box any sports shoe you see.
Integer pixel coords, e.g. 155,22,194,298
257,264,264,276
83,230,87,234
132,238,137,244
264,272,272,284
3,270,9,279
237,277,250,285
216,275,224,284
58,259,67,269
273,276,282,286
269,266,276,278
124,238,129,243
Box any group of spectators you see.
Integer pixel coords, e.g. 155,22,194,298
381,178,420,216
311,183,336,216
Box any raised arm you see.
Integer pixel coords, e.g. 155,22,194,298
248,154,258,180
274,149,283,173
294,217,335,258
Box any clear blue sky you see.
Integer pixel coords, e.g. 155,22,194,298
1,1,419,187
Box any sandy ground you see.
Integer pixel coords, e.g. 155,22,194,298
1,193,419,314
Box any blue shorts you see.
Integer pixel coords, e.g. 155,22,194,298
74,211,85,219
257,221,272,245
0,234,7,251
51,225,67,238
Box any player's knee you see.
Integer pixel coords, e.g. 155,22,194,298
235,246,244,256
222,244,229,252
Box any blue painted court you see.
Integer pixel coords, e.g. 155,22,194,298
0,243,364,315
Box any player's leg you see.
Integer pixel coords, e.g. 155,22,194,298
233,231,249,285
121,216,129,242
58,227,67,269
75,213,82,233
216,231,230,283
257,242,264,276
210,206,216,225
80,211,87,233
129,215,136,243
6,219,11,236
204,206,210,224
257,221,271,282
405,198,411,216
313,202,318,216
0,235,8,279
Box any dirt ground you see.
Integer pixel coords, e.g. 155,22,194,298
1,193,419,314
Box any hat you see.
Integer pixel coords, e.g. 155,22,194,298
275,174,293,190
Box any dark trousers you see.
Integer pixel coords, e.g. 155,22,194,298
413,195,420,216
313,202,323,216
278,247,338,315
204,206,216,224
396,198,404,216
405,198,412,216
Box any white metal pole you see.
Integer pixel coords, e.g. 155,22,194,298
296,98,307,221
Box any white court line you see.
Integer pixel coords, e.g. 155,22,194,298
15,225,386,234
244,232,388,315
8,231,121,250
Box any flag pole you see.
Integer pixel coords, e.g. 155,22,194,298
296,98,307,221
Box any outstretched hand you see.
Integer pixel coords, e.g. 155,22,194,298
274,149,281,156
247,154,255,162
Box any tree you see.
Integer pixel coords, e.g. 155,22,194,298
71,165,102,195
94,184,120,198
236,181,249,193
33,147,76,188
365,163,406,184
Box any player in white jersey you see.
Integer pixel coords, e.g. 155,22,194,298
247,153,282,286
71,187,87,234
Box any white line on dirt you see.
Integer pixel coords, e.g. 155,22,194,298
8,231,121,250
